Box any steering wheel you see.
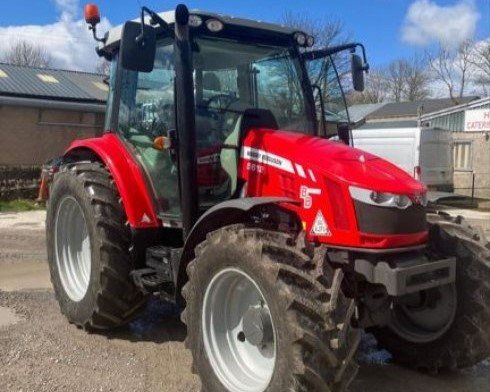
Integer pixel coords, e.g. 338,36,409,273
148,103,174,138
206,94,239,112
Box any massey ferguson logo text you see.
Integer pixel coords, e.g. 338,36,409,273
246,150,282,166
241,147,295,174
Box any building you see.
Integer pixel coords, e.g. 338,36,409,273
0,63,107,167
338,103,386,128
345,96,490,199
421,97,490,198
356,97,480,130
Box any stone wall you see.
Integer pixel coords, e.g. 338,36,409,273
0,166,41,200
453,131,490,199
0,106,104,166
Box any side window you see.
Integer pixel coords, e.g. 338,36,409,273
307,56,348,136
119,43,175,138
118,42,181,217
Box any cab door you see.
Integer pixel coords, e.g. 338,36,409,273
116,41,181,218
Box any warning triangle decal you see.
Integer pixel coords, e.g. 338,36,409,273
310,210,331,236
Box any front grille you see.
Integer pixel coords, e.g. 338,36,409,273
353,200,427,235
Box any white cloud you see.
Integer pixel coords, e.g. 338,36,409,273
54,0,80,20
401,0,480,48
0,0,112,72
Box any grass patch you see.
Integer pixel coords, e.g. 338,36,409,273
0,199,45,212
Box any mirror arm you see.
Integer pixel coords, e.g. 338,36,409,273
304,42,370,72
89,23,106,44
137,6,175,44
355,43,370,73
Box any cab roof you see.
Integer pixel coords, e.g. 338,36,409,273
100,9,301,55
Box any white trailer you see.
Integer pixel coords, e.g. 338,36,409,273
351,127,454,191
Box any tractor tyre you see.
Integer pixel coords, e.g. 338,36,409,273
181,226,360,392
46,162,145,329
371,212,490,372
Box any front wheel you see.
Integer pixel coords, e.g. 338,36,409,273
371,213,490,372
181,226,360,392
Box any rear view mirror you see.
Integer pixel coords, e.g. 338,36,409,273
120,21,156,73
351,54,365,92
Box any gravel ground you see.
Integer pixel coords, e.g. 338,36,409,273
0,211,489,392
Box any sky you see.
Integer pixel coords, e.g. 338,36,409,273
0,0,488,72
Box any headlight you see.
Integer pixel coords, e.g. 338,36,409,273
349,186,414,209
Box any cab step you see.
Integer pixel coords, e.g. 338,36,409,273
130,246,181,295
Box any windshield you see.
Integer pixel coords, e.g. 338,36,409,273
307,54,349,135
193,37,314,140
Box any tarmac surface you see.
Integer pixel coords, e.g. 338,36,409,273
0,210,489,392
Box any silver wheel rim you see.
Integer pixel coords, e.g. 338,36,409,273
202,268,276,392
389,284,457,343
54,196,91,302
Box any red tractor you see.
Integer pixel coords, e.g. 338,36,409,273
44,3,490,391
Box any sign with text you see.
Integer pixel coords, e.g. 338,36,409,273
464,109,490,132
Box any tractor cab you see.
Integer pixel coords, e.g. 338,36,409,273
92,5,367,228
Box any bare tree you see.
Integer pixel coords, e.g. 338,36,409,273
346,69,391,104
426,40,474,103
96,60,111,75
469,40,490,95
281,11,351,121
282,11,347,49
386,60,406,102
3,41,52,68
281,11,350,84
348,56,430,105
402,56,431,101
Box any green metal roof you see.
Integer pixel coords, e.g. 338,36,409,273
0,63,108,103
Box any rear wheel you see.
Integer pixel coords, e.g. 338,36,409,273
182,226,360,392
46,162,145,329
371,213,490,371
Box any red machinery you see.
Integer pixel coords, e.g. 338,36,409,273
43,4,489,391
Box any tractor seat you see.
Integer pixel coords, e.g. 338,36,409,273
220,108,278,195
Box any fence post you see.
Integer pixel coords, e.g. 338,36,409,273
471,172,475,200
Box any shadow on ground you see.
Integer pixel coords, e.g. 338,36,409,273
98,298,187,344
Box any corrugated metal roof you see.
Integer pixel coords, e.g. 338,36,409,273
420,97,490,132
356,120,418,129
342,103,387,123
0,63,108,103
366,97,480,120
420,97,490,120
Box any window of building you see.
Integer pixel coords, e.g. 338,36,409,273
453,141,472,171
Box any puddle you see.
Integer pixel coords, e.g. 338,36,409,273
0,306,23,327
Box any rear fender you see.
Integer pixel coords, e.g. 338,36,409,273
64,134,159,229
